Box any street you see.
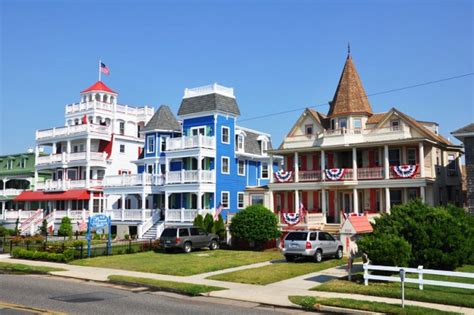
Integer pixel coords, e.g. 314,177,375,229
0,274,312,315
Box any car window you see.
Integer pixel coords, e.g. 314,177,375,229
325,233,335,241
285,232,308,241
161,228,177,237
309,232,317,241
190,228,200,236
318,232,327,241
198,229,207,236
179,228,189,237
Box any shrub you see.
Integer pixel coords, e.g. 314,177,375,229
39,219,48,236
229,205,280,249
212,215,226,240
358,200,474,270
58,217,73,238
0,226,15,237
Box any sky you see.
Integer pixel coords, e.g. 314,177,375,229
0,0,473,155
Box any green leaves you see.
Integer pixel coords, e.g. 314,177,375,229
229,205,280,245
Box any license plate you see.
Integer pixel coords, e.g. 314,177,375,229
165,240,171,244
290,244,298,248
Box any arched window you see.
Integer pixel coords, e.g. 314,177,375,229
89,94,93,102
74,119,79,125
95,94,100,101
110,96,115,104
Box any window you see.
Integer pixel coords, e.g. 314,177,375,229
390,120,400,131
221,157,229,174
120,144,125,153
20,158,27,168
97,170,105,179
191,127,206,136
178,228,189,237
353,119,362,129
237,192,244,209
238,160,245,176
119,121,125,135
221,191,229,209
67,169,77,180
260,140,268,155
339,118,347,129
408,188,418,201
160,136,168,152
147,135,155,153
237,134,244,151
447,154,457,175
251,194,264,205
407,148,417,165
137,125,141,138
330,119,335,130
222,127,230,144
309,232,317,241
147,164,154,174
305,124,313,135
261,162,269,179
390,189,402,207
388,148,400,166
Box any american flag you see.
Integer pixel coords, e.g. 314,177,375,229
100,62,110,75
78,220,88,232
213,203,223,221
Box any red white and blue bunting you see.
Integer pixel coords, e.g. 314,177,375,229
274,169,293,183
281,204,306,226
392,165,418,178
325,168,346,181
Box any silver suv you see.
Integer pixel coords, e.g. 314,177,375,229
281,231,343,262
160,226,219,253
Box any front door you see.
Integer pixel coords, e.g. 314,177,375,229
342,192,352,215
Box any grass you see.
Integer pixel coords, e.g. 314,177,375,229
108,275,226,296
207,258,347,285
72,249,282,276
311,265,474,308
289,296,460,315
0,262,66,274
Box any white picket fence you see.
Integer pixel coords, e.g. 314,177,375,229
363,263,474,290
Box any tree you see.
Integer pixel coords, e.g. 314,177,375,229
39,219,48,236
212,214,226,240
229,205,280,249
58,217,73,238
358,200,474,270
14,218,20,236
193,213,226,240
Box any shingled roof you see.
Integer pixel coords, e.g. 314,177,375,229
241,129,273,155
452,123,474,134
178,93,240,116
143,105,181,132
328,55,373,117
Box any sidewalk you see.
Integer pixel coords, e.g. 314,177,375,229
2,256,473,315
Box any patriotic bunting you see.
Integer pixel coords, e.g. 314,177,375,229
325,168,346,181
274,169,293,183
392,165,418,178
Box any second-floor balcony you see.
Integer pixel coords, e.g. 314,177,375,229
166,170,215,184
36,124,110,141
166,135,215,151
103,170,215,188
36,152,107,166
36,179,103,191
103,174,164,187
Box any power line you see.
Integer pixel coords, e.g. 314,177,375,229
238,72,474,123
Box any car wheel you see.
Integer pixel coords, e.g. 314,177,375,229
314,249,323,263
335,247,343,259
183,242,192,253
285,255,295,262
209,239,219,250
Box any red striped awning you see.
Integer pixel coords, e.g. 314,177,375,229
15,190,91,201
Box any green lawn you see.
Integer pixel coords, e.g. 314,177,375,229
312,265,474,308
207,258,347,285
108,275,225,296
72,249,282,276
289,296,460,315
0,262,66,274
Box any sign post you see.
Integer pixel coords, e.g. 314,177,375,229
399,268,405,308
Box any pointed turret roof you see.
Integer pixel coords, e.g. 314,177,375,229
327,54,372,117
143,105,181,132
81,81,117,94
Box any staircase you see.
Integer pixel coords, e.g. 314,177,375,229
141,221,165,239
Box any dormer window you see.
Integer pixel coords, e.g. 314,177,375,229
391,120,400,131
353,118,362,129
237,134,244,152
305,124,313,135
261,140,268,155
339,118,347,129
7,160,14,170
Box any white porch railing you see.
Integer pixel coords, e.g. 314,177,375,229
299,170,322,182
36,152,106,165
1,188,24,196
166,170,215,184
166,135,215,151
3,210,37,221
103,174,164,187
363,263,474,290
357,167,384,180
165,208,214,222
36,179,101,191
104,209,154,222
36,123,110,140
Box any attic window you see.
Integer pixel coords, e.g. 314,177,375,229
20,158,27,168
7,160,14,170
339,118,347,129
237,134,244,152
305,124,313,135
260,140,268,155
391,120,400,131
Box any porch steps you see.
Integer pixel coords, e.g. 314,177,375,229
141,221,164,240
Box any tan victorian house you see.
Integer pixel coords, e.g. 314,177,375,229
268,53,463,233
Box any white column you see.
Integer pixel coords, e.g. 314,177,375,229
86,138,91,160
269,155,274,184
164,192,169,210
419,142,425,177
52,142,57,155
353,188,359,214
269,191,274,212
420,186,426,203
141,192,146,210
165,158,169,183
384,145,389,179
352,147,358,181
294,152,299,182
321,150,326,180
321,189,327,218
67,140,71,154
86,166,90,189
385,187,391,214
197,192,203,210
294,190,299,212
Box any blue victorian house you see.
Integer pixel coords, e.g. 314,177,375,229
103,84,279,239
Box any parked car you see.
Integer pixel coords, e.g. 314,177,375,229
281,230,343,262
159,226,219,253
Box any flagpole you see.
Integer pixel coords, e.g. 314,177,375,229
98,59,101,82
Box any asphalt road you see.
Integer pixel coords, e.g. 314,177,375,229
0,274,313,315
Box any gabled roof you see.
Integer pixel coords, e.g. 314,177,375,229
366,112,387,124
328,55,373,117
178,93,240,116
81,81,117,94
143,105,181,132
452,123,474,135
348,215,373,234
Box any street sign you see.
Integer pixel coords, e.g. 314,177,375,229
90,214,109,229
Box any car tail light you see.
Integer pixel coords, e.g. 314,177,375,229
306,241,312,249
176,237,181,243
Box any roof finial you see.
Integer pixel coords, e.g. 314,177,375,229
347,42,351,58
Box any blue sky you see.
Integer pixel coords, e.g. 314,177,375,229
1,0,472,155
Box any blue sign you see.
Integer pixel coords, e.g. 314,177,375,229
90,214,109,229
